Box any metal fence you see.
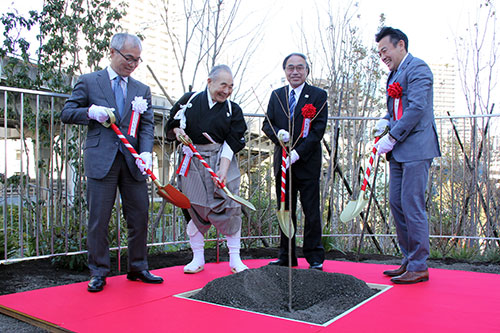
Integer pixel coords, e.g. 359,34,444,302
1,86,500,264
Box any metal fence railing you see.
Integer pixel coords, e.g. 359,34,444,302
2,85,500,264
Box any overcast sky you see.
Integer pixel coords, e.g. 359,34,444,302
241,0,492,73
1,0,491,64
1,0,497,111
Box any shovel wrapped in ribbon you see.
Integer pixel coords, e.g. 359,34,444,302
177,135,256,212
277,147,294,238
339,127,389,222
101,110,191,209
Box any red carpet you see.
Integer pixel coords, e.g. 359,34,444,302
1,259,499,332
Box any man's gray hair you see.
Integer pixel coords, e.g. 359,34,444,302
208,65,233,80
110,33,142,51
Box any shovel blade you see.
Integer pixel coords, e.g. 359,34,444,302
157,184,191,209
222,187,256,211
277,203,294,238
339,192,369,222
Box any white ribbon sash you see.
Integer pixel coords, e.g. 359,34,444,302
127,111,140,137
176,145,194,177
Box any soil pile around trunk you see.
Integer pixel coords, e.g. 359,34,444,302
191,265,378,324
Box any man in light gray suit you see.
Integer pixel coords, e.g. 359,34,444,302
373,27,440,284
61,33,163,292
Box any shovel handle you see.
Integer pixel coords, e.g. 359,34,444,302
360,139,378,191
280,148,287,203
180,139,255,211
185,142,226,189
105,121,161,184
360,128,389,191
101,112,190,208
101,108,116,128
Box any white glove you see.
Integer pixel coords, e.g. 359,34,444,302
375,134,397,155
285,149,300,169
135,152,152,175
88,105,112,123
277,129,290,143
373,119,390,137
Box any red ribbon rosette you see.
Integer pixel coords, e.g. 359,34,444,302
301,104,316,138
388,82,403,120
388,82,403,99
301,104,317,118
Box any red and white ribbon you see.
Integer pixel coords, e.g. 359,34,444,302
360,135,383,192
127,111,141,137
393,98,403,121
176,145,194,177
109,123,161,183
280,148,287,203
185,143,225,189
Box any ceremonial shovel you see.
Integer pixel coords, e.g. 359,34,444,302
339,128,388,222
178,136,256,211
277,147,293,238
102,111,191,209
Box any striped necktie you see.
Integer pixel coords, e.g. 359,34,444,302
289,89,296,117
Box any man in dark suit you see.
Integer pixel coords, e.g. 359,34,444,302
374,27,441,284
262,53,328,270
61,33,163,292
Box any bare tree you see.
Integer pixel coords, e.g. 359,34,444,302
298,2,385,240
453,0,499,247
455,0,497,117
155,0,266,106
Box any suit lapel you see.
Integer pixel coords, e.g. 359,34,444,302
294,83,311,121
397,53,413,76
388,53,413,85
276,86,290,117
123,77,139,121
387,71,395,87
96,70,121,122
386,54,413,120
96,70,116,109
279,84,310,121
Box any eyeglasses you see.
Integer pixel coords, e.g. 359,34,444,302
286,65,306,73
114,48,142,65
286,64,306,73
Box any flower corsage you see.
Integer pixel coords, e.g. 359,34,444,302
128,96,148,137
388,82,403,121
301,104,317,138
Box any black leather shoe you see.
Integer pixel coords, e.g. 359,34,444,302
309,262,323,271
87,276,106,292
127,270,164,284
268,259,298,267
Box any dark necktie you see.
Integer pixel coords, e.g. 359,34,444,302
289,89,296,117
114,76,125,116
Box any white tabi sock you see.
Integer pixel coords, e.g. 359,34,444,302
184,220,205,274
226,229,248,273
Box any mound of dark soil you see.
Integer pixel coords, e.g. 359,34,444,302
1,247,499,332
191,265,378,324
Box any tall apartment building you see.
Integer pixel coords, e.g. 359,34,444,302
431,63,456,117
429,62,463,142
429,62,500,184
114,0,182,106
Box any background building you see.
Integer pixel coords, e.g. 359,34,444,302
113,0,181,105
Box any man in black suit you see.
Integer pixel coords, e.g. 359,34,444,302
61,33,163,292
262,53,328,270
